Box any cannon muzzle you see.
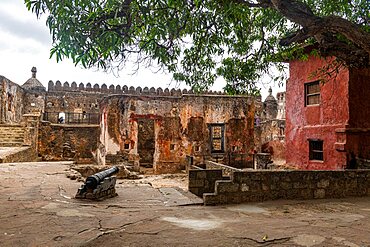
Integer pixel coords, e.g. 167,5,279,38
85,166,119,190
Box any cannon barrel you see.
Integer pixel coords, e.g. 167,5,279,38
85,166,119,190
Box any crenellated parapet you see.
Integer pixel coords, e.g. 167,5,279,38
47,80,229,96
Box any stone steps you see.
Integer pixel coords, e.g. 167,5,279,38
0,125,25,147
0,142,25,147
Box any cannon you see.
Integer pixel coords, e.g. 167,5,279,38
75,166,119,200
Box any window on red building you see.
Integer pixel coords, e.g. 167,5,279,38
309,139,323,161
305,81,320,106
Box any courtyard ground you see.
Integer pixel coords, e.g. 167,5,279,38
0,161,369,247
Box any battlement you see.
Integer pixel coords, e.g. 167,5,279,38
47,80,229,97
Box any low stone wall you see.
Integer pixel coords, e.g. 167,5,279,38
201,170,370,205
188,169,224,197
38,122,100,163
0,147,37,163
205,161,243,176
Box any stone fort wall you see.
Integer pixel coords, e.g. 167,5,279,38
47,80,227,96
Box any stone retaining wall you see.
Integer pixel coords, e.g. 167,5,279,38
0,147,37,163
196,169,370,205
188,169,224,197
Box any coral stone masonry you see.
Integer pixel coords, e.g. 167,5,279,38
99,94,256,174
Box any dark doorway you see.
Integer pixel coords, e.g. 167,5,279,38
138,119,155,168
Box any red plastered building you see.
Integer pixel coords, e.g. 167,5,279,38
286,55,370,170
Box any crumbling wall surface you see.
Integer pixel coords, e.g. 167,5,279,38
38,122,99,163
203,170,370,205
286,56,350,169
260,119,285,143
23,92,45,115
0,76,25,124
100,94,255,174
45,91,103,114
261,140,286,162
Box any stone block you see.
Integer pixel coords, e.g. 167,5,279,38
203,193,219,206
241,183,250,192
293,182,308,189
300,189,313,199
196,171,207,179
280,181,292,190
189,187,199,195
286,189,301,199
317,179,330,188
261,183,269,191
216,181,238,193
250,173,262,181
207,170,223,179
270,183,278,190
189,179,204,188
345,179,357,190
314,189,325,199
188,170,197,179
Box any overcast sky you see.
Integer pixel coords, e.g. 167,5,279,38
0,0,284,99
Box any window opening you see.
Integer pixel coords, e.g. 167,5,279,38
309,139,323,161
305,81,320,106
210,124,225,153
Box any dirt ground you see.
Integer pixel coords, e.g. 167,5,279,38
0,162,369,247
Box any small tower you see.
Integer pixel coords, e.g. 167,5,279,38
22,67,46,92
263,87,278,120
22,67,46,114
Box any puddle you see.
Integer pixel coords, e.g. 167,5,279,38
161,217,222,230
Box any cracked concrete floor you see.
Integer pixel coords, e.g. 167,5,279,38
0,162,370,247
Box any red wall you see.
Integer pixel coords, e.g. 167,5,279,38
286,56,350,169
347,68,370,160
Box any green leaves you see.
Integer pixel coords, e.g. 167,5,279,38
24,0,369,93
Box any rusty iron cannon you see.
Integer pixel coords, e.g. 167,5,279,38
75,166,119,200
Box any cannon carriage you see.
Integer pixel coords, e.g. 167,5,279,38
75,166,119,200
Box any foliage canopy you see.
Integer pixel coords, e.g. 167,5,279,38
25,0,370,93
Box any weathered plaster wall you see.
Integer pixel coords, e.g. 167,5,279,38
100,94,255,174
286,56,350,169
346,68,370,162
45,91,101,114
23,92,46,114
0,76,25,124
348,68,370,129
260,119,285,143
38,122,100,163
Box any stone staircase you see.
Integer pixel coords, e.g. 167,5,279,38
0,125,25,147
